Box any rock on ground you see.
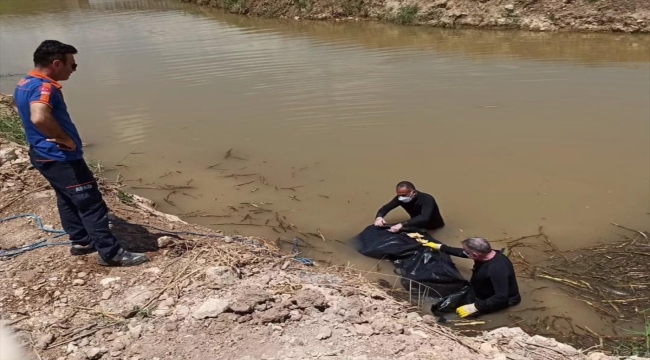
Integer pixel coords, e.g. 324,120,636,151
192,298,231,319
84,347,107,360
205,266,239,289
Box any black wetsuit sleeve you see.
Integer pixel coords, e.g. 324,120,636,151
402,199,434,228
474,261,510,312
376,197,400,218
440,245,469,258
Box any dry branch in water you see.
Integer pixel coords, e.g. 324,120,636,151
537,223,649,324
279,185,303,192
132,180,195,191
224,148,246,160
212,223,272,227
181,192,197,199
611,222,649,242
291,162,319,178
222,173,257,178
186,213,232,218
164,191,177,206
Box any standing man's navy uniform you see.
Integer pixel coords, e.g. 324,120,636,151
12,40,148,267
374,181,445,233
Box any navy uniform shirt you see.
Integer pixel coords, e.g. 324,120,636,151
13,70,83,161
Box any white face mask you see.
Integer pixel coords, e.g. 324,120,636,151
398,196,413,203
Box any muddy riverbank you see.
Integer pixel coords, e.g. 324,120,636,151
182,0,650,32
3,96,641,359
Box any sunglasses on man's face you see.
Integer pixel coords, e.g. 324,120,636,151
54,60,77,71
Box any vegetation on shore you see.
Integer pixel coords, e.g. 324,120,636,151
182,0,649,33
389,4,419,25
0,97,26,146
0,114,25,146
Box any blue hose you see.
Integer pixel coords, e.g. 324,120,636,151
0,214,67,234
292,237,315,266
0,214,70,258
1,214,315,266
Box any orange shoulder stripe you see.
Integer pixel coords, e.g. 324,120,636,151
39,83,52,104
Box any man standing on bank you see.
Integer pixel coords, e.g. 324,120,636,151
374,181,445,233
12,40,149,267
424,237,521,318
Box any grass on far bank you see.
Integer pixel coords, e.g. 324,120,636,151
391,4,419,25
0,114,26,146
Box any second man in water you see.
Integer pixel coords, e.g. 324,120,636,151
374,181,445,233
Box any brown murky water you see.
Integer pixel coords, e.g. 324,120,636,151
2,0,649,338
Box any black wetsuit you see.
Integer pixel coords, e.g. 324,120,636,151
440,246,521,313
376,192,445,230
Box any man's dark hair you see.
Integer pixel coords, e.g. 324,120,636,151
396,181,416,191
33,40,78,67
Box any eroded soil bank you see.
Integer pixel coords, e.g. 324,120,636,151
182,0,650,32
0,95,643,360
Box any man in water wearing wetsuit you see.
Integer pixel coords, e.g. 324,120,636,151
425,237,521,317
374,181,445,233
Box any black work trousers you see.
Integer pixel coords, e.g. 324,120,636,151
29,148,120,260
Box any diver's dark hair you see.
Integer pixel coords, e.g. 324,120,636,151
396,181,416,191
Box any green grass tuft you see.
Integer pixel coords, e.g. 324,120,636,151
392,4,419,25
611,313,650,357
86,157,103,176
0,114,27,145
118,190,135,206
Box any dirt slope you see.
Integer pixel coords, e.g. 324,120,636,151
182,0,650,32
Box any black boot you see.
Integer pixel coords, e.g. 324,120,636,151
98,249,149,267
70,244,97,256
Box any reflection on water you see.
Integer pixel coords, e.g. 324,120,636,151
106,105,154,145
1,0,649,338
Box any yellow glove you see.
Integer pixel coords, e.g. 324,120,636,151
456,304,478,318
407,232,425,240
422,242,441,250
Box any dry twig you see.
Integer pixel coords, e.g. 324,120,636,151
0,184,49,212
